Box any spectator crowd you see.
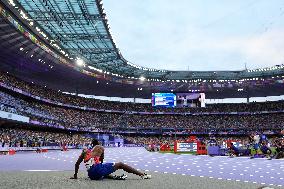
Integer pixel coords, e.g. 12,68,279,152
0,71,284,133
1,89,284,132
0,127,91,148
1,71,284,114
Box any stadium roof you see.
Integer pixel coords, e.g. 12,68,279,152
4,0,166,79
1,2,284,99
3,0,284,82
1,0,284,100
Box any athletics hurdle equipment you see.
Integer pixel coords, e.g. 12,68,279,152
197,141,207,155
41,149,48,153
8,149,16,155
160,144,171,152
61,144,68,151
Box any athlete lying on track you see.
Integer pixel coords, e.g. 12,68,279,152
70,139,151,180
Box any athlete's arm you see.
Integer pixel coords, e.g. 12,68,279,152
71,153,84,179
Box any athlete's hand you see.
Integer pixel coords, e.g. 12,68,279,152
70,174,78,179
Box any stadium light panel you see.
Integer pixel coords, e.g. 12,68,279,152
139,76,146,81
76,58,84,67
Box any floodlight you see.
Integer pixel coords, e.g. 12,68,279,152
139,76,146,81
76,58,84,66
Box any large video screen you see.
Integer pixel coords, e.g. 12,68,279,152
176,93,205,108
152,93,205,108
152,93,176,107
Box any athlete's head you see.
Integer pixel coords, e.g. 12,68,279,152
91,139,100,147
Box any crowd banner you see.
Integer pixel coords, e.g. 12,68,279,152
174,141,197,153
0,110,30,123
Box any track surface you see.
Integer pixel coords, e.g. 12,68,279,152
0,147,283,189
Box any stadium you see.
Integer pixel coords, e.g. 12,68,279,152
0,0,284,188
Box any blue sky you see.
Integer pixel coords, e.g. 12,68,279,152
103,0,284,71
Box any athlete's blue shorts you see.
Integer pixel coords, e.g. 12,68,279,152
88,163,115,180
254,144,259,150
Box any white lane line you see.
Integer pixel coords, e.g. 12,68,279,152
23,170,60,172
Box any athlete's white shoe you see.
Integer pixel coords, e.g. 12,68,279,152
141,173,151,179
113,174,128,180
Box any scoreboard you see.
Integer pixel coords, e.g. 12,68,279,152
151,93,176,107
175,142,198,153
152,92,205,108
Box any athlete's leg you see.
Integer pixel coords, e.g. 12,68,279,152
113,162,143,176
104,174,115,179
105,174,128,180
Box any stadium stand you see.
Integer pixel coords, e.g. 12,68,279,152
0,72,283,134
2,72,284,114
